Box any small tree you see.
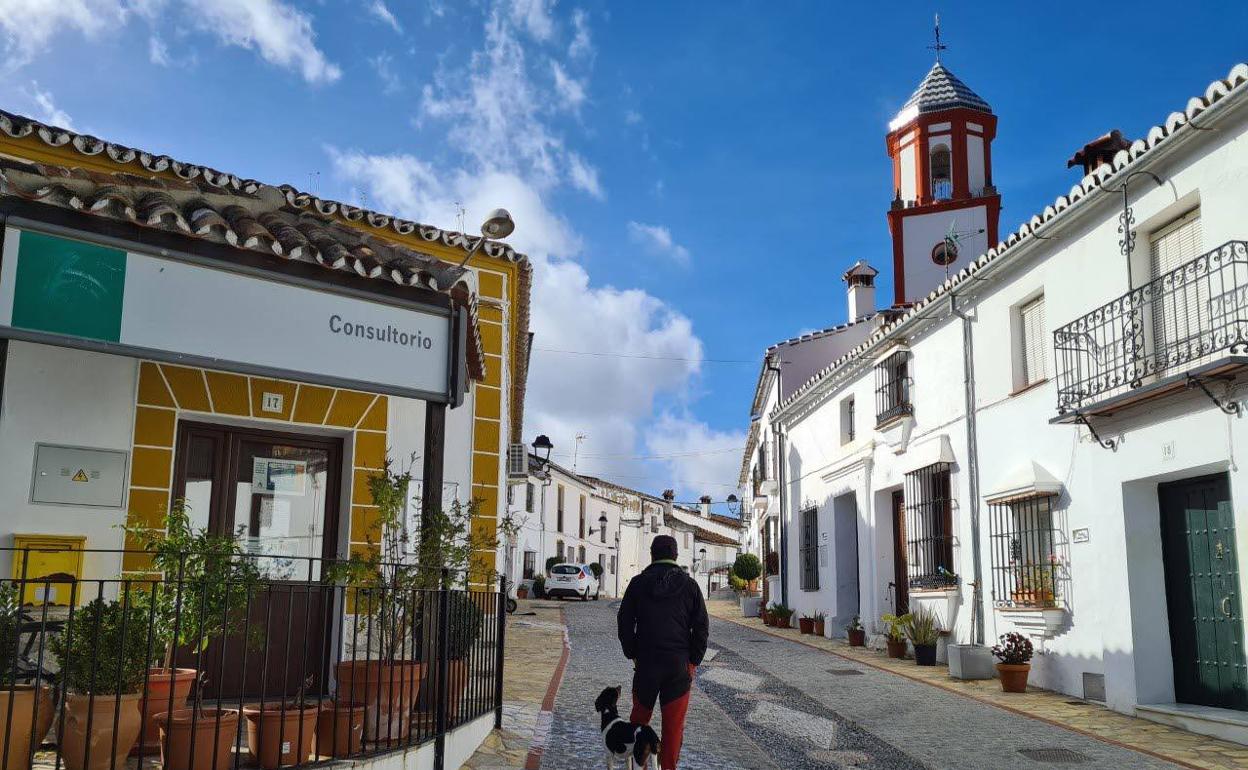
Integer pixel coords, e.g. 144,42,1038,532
588,562,604,580
545,556,560,575
733,553,762,583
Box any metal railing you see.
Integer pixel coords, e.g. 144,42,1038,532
988,495,1060,609
1054,240,1248,413
874,351,914,426
0,548,504,770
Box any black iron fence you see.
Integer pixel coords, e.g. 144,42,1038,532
0,548,504,770
874,351,913,425
988,495,1060,609
903,463,957,591
1054,240,1248,413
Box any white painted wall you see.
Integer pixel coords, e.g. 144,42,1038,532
901,205,989,303
967,134,986,194
899,143,917,201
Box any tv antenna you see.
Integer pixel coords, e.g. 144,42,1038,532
572,433,589,472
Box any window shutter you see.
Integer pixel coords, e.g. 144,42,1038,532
1149,210,1203,278
1020,295,1047,386
1150,210,1204,370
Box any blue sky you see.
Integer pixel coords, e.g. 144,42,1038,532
2,0,1245,506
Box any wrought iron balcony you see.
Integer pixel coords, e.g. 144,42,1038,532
1053,241,1248,416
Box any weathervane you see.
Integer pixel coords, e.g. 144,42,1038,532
929,13,947,62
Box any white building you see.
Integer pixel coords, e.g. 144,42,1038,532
745,59,1248,743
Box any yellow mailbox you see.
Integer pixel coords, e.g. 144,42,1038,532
10,534,86,606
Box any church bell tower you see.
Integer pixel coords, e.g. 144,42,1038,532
885,24,1000,305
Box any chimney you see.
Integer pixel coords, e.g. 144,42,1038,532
1067,130,1130,176
841,261,879,322
699,495,712,517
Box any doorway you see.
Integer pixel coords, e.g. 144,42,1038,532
891,490,909,613
172,421,344,699
1159,473,1247,710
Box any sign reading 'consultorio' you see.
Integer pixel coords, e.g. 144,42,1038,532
0,227,453,400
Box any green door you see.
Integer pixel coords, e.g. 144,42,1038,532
1159,473,1248,710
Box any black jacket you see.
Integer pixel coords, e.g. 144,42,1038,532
617,562,709,665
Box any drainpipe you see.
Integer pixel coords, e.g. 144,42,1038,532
767,357,790,608
950,292,986,646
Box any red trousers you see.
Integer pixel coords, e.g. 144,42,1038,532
630,663,695,769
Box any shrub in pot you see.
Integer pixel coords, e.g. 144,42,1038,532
845,615,866,647
732,554,762,588
545,556,560,575
154,675,239,770
531,575,546,599
905,606,941,666
0,584,54,770
992,632,1034,693
798,614,815,635
49,596,152,770
411,590,484,719
812,612,826,637
243,678,318,770
881,613,910,658
769,604,794,629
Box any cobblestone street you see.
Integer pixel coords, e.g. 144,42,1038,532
535,599,1184,770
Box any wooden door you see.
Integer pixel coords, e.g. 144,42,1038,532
1159,473,1247,710
172,422,343,700
891,490,908,614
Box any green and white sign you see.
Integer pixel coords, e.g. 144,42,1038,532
0,226,454,401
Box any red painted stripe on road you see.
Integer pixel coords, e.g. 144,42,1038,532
524,608,571,770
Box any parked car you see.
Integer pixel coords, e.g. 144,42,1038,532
544,563,599,601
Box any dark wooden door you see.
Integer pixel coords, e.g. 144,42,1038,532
891,490,909,613
1159,473,1247,710
172,422,343,700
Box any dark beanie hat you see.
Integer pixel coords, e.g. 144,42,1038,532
651,534,678,561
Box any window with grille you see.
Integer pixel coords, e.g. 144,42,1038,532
930,145,952,200
578,545,586,563
523,550,536,580
610,555,616,574
525,482,535,513
840,396,856,444
598,554,605,573
800,507,819,591
555,540,564,562
1018,294,1047,388
1149,209,1203,371
875,351,913,425
989,494,1059,608
557,485,565,532
904,463,956,590
600,517,606,543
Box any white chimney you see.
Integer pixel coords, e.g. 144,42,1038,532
699,495,712,517
842,261,879,322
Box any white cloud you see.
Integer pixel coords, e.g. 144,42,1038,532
148,34,170,65
370,52,402,93
646,414,747,499
566,152,602,200
366,0,401,33
0,0,127,65
23,81,75,129
627,221,690,267
568,8,592,60
505,0,553,41
550,61,585,111
190,0,340,84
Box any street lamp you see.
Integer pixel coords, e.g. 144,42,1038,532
588,513,608,537
455,208,516,269
698,547,710,596
725,494,741,517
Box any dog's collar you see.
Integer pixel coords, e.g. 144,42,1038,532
600,716,627,737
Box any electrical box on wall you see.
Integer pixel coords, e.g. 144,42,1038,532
11,534,86,606
30,444,128,507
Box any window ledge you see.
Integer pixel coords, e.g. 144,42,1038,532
995,605,1067,639
910,587,959,596
1009,378,1049,398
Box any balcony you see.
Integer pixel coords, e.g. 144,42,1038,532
1053,241,1248,420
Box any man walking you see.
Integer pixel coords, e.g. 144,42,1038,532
616,535,709,770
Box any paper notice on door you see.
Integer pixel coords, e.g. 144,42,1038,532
252,457,306,495
259,497,292,537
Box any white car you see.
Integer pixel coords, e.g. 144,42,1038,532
545,563,599,601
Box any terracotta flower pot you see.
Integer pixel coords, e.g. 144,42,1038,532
847,629,866,647
315,702,365,758
155,708,239,770
886,638,907,659
913,643,938,666
996,662,1031,693
0,684,55,770
242,705,317,770
60,693,143,770
335,660,422,747
516,587,529,599
813,621,825,637
776,617,791,629
798,618,814,635
136,668,198,755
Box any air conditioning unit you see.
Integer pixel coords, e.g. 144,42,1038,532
507,443,527,479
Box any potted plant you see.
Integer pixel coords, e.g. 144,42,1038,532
846,615,865,647
545,556,560,575
812,612,826,637
411,589,484,719
531,575,546,599
315,700,365,759
1010,560,1057,607
733,554,763,618
49,596,151,770
798,613,815,635
906,606,941,666
0,583,54,770
770,604,794,629
993,632,1034,692
153,673,239,770
881,613,910,658
242,676,318,769
588,562,604,596
124,499,260,755
516,582,529,600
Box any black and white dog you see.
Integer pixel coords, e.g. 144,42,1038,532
594,686,660,769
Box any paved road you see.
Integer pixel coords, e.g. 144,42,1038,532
540,599,1179,770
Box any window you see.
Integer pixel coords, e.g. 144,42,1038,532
598,554,605,573
579,495,587,539
1149,208,1204,370
685,531,691,549
840,396,855,445
904,463,955,590
931,239,957,266
507,485,514,505
610,555,616,574
930,144,952,200
555,540,564,562
525,482,535,513
551,564,579,575
989,494,1059,608
578,545,586,564
557,485,565,532
874,350,913,425
1017,294,1047,389
599,516,607,543
800,507,819,590
522,550,536,580
650,515,658,533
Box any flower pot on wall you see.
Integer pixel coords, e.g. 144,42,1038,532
61,693,143,770
155,708,239,770
135,668,198,755
885,638,907,659
0,684,54,770
996,663,1031,693
798,618,814,635
775,616,791,630
813,620,825,637
947,645,995,680
847,629,866,647
913,644,937,666
242,704,318,769
335,660,422,746
315,702,365,759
